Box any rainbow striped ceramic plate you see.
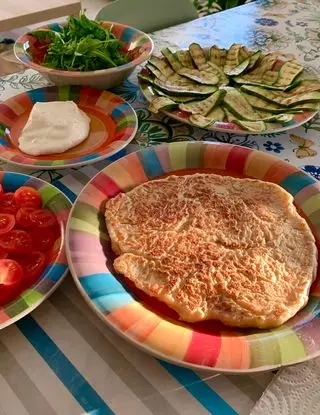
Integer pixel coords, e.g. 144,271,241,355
66,142,320,373
0,85,138,170
0,172,71,330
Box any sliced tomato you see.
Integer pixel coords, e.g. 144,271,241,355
0,259,24,286
0,193,18,214
16,207,36,229
0,213,15,234
30,227,55,251
29,209,57,228
0,230,33,253
1,193,15,203
15,251,46,280
14,186,42,209
0,248,8,259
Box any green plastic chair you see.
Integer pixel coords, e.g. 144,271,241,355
95,0,198,33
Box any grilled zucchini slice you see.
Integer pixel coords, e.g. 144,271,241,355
175,50,194,69
262,70,279,85
189,107,225,128
238,46,251,63
224,44,241,74
223,107,266,131
189,43,208,69
149,56,174,77
274,61,304,87
227,58,250,76
179,89,225,115
209,45,227,68
149,97,178,113
223,88,260,120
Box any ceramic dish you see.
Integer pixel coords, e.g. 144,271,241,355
14,21,153,89
0,171,71,330
139,53,320,135
66,142,320,373
0,85,138,170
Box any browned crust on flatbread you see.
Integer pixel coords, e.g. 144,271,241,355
105,174,318,329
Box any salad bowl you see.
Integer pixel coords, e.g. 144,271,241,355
14,20,153,89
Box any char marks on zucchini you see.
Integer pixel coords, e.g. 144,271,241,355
139,43,320,132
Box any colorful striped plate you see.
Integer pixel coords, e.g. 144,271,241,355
66,142,320,373
0,172,71,330
0,86,138,169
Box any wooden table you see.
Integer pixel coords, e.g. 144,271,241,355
0,0,81,32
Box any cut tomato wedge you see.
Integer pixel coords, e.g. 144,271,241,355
0,259,24,286
15,251,46,280
14,186,42,209
0,230,33,253
0,213,15,234
29,209,58,228
0,248,8,259
0,192,18,214
16,207,36,229
30,227,55,251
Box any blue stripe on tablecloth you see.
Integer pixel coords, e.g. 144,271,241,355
53,180,77,202
17,316,114,415
159,361,238,415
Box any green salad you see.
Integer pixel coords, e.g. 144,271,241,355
29,12,130,71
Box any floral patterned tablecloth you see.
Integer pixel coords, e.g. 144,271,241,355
0,1,319,414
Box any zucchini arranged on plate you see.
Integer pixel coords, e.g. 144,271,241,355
138,43,320,132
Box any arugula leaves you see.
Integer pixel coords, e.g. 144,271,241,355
29,12,130,71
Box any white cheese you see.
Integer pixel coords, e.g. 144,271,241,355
19,101,91,156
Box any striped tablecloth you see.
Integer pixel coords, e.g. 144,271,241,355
0,1,319,413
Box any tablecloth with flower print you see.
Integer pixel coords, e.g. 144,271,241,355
0,1,319,414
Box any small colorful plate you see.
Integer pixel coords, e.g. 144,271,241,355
139,57,320,136
0,85,138,169
66,142,320,373
0,171,71,330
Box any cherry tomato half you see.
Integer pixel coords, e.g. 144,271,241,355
0,248,8,259
0,230,33,253
30,227,55,251
0,259,24,286
30,209,57,228
0,213,15,234
14,186,42,209
16,251,46,280
0,193,18,214
16,207,36,229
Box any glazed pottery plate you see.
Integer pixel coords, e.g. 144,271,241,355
0,85,138,169
0,171,71,330
139,59,320,136
66,142,320,373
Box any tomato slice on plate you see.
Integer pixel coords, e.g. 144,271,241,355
0,193,18,214
0,248,8,259
30,209,58,228
0,259,24,286
0,213,15,234
0,230,33,253
14,186,42,209
16,251,46,280
30,227,55,251
16,207,36,229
